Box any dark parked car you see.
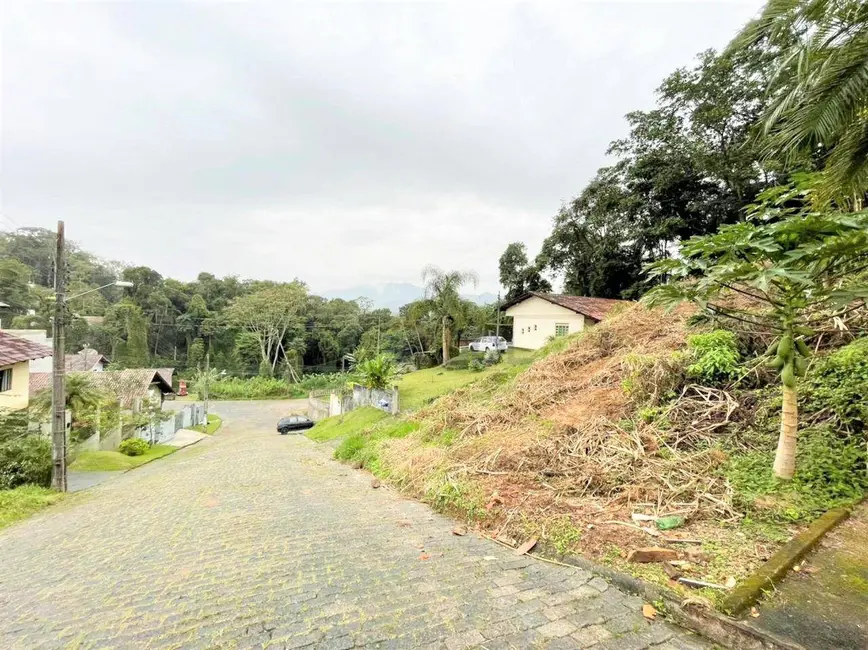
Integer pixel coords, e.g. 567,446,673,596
277,415,314,434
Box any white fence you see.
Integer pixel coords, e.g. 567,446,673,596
135,403,206,445
307,384,399,421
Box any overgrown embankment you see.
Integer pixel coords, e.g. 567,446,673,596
329,303,867,604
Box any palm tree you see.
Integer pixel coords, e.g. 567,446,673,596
728,0,868,201
421,265,478,364
31,374,105,429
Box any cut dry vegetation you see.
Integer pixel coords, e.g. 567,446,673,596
330,302,868,608
70,445,178,472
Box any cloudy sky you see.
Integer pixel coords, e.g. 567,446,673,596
2,1,763,294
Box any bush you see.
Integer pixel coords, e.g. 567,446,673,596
468,358,486,372
687,330,741,383
118,438,150,457
727,426,867,521
356,355,397,390
802,337,868,433
0,436,52,490
204,376,302,400
444,353,483,371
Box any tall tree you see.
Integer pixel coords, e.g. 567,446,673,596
421,265,478,364
227,282,308,375
729,0,868,201
498,242,551,300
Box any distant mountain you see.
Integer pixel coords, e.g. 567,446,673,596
319,283,498,311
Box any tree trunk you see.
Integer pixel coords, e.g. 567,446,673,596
773,384,798,479
442,316,451,364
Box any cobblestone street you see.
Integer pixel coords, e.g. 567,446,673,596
0,401,710,649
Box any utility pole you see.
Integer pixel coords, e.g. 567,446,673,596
495,292,502,340
51,221,67,492
203,351,210,422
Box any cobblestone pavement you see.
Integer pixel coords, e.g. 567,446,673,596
0,401,711,650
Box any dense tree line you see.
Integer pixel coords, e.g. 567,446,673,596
501,1,868,299
0,229,501,377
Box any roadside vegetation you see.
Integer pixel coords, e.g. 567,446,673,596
327,298,868,607
70,445,177,472
190,414,222,435
306,407,390,443
0,485,64,530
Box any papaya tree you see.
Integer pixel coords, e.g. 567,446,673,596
643,181,868,479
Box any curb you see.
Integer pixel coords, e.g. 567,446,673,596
721,506,851,616
531,541,803,650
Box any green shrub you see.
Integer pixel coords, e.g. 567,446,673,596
468,358,486,372
802,337,868,433
0,436,52,490
118,438,150,457
727,426,867,521
204,376,302,400
444,353,483,370
356,355,397,390
687,330,741,383
483,349,501,366
334,433,366,461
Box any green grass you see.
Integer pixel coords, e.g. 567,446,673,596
306,407,390,442
69,445,178,472
397,349,535,411
0,485,65,529
190,414,222,435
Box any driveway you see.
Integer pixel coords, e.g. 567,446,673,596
0,401,709,649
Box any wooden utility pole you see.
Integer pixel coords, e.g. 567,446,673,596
51,220,67,492
203,351,210,421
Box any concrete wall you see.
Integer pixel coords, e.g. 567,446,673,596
3,330,52,372
505,296,586,350
0,361,30,410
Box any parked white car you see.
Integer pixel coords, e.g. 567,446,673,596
468,336,508,352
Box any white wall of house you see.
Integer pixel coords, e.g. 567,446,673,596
505,296,586,350
0,360,31,410
3,329,53,372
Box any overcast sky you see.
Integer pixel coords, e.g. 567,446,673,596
2,1,763,294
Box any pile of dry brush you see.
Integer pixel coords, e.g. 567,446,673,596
405,303,756,521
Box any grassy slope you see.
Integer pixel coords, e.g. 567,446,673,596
70,445,178,472
190,414,222,435
306,407,390,442
0,485,65,530
397,349,534,412
331,305,868,608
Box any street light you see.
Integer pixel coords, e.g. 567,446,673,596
66,280,134,302
51,272,135,492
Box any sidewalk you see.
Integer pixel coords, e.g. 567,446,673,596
742,501,868,650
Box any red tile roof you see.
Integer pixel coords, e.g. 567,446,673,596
29,369,175,409
64,348,109,372
501,292,631,321
29,372,52,394
0,330,53,367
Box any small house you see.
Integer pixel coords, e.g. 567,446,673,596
0,330,53,410
501,292,629,350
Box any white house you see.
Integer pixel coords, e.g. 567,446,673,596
502,292,629,350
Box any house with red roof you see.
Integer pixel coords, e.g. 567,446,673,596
500,292,630,350
0,330,53,410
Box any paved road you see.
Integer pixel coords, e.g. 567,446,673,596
0,400,709,650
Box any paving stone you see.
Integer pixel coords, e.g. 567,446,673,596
444,629,485,650
536,619,578,639
0,400,708,650
571,623,613,648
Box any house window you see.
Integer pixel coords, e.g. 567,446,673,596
521,328,525,334
0,368,12,392
555,323,570,337
534,324,537,331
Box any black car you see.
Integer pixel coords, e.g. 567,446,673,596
277,415,314,434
